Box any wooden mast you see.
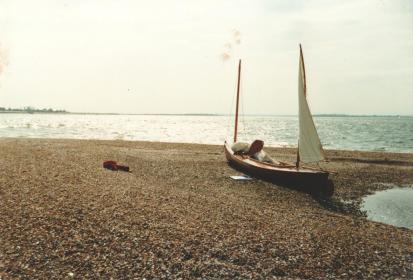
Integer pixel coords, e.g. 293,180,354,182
234,59,242,143
296,142,300,168
296,44,306,168
299,44,307,97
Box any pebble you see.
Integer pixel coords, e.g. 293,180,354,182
0,139,412,279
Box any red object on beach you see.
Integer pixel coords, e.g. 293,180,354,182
103,160,118,171
103,161,131,172
117,165,130,172
103,161,130,172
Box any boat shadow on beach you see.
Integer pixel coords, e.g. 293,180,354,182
225,161,367,216
313,195,364,216
226,162,367,216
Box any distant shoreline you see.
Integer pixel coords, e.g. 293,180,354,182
0,111,411,117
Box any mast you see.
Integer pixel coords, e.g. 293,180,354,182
296,45,306,168
296,44,326,166
299,44,307,97
296,142,300,168
234,59,241,143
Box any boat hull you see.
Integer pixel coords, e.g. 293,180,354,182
224,142,333,196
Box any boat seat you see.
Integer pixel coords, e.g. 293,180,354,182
247,140,264,156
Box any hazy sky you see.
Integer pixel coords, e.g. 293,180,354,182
0,0,412,115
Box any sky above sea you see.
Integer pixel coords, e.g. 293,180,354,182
0,0,412,115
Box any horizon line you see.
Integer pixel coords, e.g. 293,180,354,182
1,110,412,117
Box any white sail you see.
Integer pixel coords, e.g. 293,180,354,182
298,46,325,163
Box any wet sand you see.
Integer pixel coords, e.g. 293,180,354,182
0,138,412,279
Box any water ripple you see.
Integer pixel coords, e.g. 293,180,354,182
0,114,412,153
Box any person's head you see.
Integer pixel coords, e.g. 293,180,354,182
247,140,264,156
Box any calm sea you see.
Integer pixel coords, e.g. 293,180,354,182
0,113,412,153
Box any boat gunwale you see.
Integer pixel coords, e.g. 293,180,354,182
224,142,328,175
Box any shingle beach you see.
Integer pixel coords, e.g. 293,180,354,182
1,139,412,279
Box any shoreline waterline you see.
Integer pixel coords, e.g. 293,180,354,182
2,136,413,158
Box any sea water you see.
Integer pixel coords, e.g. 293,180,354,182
0,114,412,153
361,186,413,229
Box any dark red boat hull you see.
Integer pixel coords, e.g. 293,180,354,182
224,142,333,196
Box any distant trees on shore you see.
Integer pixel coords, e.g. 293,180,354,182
0,106,67,113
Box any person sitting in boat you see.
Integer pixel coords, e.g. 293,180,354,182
231,140,276,164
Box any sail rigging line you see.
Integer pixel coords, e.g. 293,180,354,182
239,64,247,139
240,98,246,140
226,71,237,140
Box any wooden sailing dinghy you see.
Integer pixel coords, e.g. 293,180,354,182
224,45,333,195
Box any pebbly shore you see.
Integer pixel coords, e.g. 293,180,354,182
0,138,412,279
